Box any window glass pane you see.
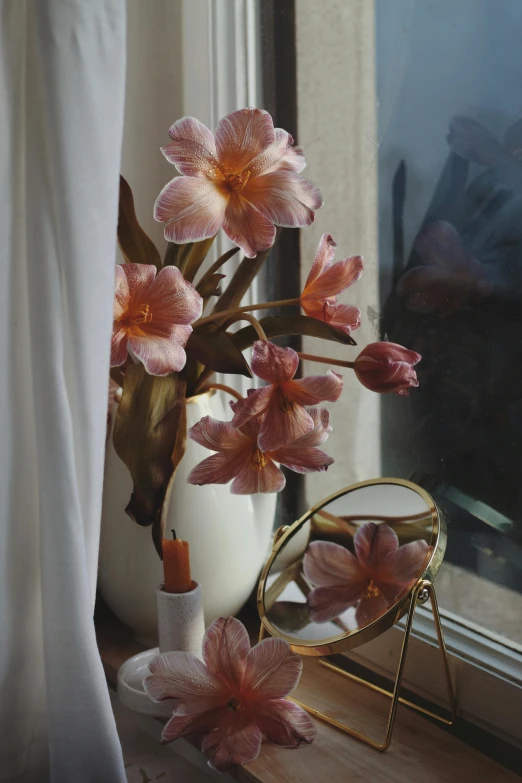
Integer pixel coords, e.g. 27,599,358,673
294,0,522,650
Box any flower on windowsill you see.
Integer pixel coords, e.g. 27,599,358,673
304,522,431,626
154,108,323,258
187,408,334,494
300,233,364,334
143,616,316,772
230,341,343,452
353,342,421,395
111,263,203,376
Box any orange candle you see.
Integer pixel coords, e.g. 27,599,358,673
162,530,192,593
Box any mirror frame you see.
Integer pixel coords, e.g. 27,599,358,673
257,478,446,656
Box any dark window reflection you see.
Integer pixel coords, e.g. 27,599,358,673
377,1,522,598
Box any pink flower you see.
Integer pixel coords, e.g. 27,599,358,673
396,221,492,314
143,617,315,772
354,342,421,396
154,109,322,258
111,263,202,376
187,408,334,494
304,523,430,626
300,234,364,334
231,341,343,451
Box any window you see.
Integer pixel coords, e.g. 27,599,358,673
282,0,522,748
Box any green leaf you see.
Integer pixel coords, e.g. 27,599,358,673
118,176,161,270
213,248,271,313
163,237,215,281
186,323,253,377
196,273,225,300
113,365,187,529
231,315,356,351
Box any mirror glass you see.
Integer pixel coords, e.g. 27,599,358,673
261,482,437,647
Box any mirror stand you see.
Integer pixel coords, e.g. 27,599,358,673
261,580,458,752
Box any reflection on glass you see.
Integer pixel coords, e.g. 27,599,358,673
263,484,434,644
304,523,430,625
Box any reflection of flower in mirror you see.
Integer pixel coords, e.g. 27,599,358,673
303,522,430,626
144,617,315,772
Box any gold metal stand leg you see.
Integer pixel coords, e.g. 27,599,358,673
289,581,458,751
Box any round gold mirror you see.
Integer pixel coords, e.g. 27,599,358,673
257,478,445,656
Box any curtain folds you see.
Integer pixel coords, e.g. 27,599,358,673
0,1,127,780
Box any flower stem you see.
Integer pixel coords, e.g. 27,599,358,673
198,382,243,401
195,246,240,290
298,351,355,369
194,297,301,328
229,313,268,341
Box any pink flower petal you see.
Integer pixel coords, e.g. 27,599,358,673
322,303,362,334
230,386,274,429
215,108,275,172
249,129,306,177
275,446,334,475
114,264,157,321
356,342,422,366
110,325,128,367
280,407,332,447
144,651,224,703
245,170,323,228
161,116,221,179
286,371,343,406
203,617,251,690
354,523,399,569
355,356,420,395
307,584,363,623
147,266,203,325
154,176,228,244
254,699,316,747
188,416,250,452
381,540,430,585
304,233,337,288
230,457,286,495
127,333,188,375
242,638,302,701
304,255,364,299
162,703,229,744
202,714,263,773
303,540,363,588
188,452,249,487
354,593,391,627
274,129,306,173
257,397,315,452
222,193,276,258
251,341,299,383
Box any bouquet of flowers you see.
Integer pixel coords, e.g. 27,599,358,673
110,108,421,556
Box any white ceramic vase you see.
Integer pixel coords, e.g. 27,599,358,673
98,391,277,646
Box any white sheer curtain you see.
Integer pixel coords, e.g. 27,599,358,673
0,1,127,780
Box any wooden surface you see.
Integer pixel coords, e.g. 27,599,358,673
96,605,520,783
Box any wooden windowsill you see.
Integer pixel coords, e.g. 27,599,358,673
96,603,519,783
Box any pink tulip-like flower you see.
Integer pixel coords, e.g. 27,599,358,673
143,617,315,772
154,109,322,258
396,221,492,314
354,342,421,396
188,408,334,494
300,233,364,334
111,263,203,376
230,341,343,451
304,523,430,626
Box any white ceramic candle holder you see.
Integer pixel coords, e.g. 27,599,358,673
117,581,205,717
157,581,205,657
